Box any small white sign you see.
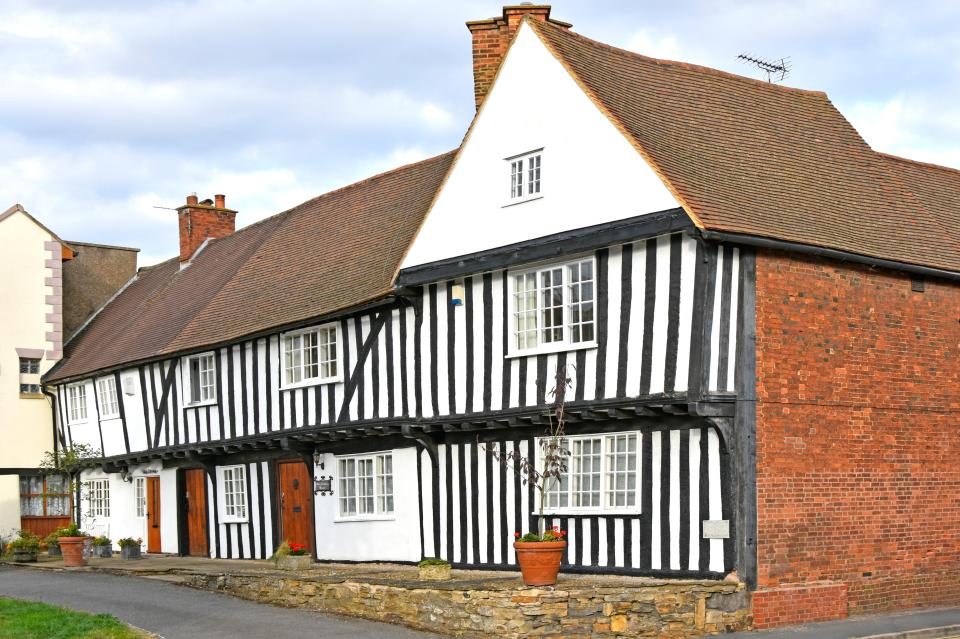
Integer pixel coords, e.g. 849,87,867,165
702,519,730,539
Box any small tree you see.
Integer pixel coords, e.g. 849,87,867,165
38,443,102,524
487,364,573,537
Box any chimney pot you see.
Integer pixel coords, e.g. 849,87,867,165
186,193,198,206
215,194,225,208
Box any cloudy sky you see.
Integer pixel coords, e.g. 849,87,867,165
2,0,958,265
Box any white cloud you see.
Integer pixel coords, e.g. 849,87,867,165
625,29,683,60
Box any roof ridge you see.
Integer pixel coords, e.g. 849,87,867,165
877,151,960,175
528,18,829,98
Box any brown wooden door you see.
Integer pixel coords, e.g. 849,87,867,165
184,469,208,557
278,461,313,553
146,476,161,553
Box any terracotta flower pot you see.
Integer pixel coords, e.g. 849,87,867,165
513,541,567,586
59,537,90,567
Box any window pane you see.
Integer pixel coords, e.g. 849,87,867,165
568,261,595,344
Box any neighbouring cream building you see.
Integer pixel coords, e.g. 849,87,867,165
0,204,137,539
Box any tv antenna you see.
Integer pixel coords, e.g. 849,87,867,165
737,53,791,83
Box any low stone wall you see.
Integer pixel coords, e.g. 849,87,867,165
183,572,751,638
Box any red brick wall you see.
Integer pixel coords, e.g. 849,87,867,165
753,250,960,624
752,582,849,629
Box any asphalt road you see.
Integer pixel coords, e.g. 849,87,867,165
0,566,444,639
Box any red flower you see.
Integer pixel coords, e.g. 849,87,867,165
514,531,520,538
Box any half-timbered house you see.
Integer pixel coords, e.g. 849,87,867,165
43,5,960,628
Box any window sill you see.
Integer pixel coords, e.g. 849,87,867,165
506,341,597,359
185,399,218,409
68,420,88,426
536,508,642,517
502,195,543,209
334,515,396,523
221,517,249,524
280,376,342,392
19,393,45,400
99,414,121,421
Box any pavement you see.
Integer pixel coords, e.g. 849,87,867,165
0,565,444,639
724,606,960,639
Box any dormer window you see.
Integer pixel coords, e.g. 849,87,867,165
506,149,542,204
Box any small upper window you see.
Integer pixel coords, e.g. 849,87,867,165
282,324,339,388
19,358,40,374
19,357,41,395
96,377,120,418
187,353,217,404
506,149,542,204
66,384,88,423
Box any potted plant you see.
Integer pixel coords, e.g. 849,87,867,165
273,541,312,571
418,558,451,581
117,538,142,560
7,531,40,563
44,530,63,557
56,523,90,567
489,366,571,586
91,536,112,558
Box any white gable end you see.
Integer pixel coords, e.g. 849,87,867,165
401,22,679,269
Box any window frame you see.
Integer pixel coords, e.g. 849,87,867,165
537,430,641,516
219,465,248,523
19,474,72,519
184,351,218,406
335,451,395,522
66,383,88,424
503,148,544,207
86,478,111,518
279,323,342,390
96,377,120,419
506,255,598,358
134,477,146,519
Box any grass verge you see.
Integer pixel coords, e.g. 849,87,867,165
0,597,146,639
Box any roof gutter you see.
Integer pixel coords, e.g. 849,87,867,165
699,229,960,282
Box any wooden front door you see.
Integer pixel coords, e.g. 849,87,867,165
184,469,208,557
278,461,313,553
146,476,161,553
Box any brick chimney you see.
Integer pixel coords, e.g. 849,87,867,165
466,4,571,110
176,193,236,263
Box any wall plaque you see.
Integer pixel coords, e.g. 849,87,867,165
702,519,730,539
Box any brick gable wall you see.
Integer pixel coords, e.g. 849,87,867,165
752,250,960,628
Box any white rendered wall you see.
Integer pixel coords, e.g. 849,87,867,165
313,447,421,562
401,22,678,268
0,477,20,538
78,464,168,553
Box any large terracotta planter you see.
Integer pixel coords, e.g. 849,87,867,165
514,541,567,586
59,537,90,567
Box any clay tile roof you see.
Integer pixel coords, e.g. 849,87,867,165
527,19,960,274
47,150,456,382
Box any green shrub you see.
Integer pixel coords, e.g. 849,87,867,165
417,558,450,567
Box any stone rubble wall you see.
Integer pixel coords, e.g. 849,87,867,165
183,573,751,638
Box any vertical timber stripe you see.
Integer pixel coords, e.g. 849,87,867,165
593,248,609,399
616,242,633,397
663,234,683,392
429,284,439,416
638,238,657,395
257,463,267,559
640,429,652,570
385,310,395,417
717,245,734,390
482,273,493,412
446,283,456,417
465,276,475,413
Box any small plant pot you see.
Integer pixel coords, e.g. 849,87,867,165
47,546,62,557
278,555,313,571
513,541,567,586
92,545,113,558
418,564,451,581
59,537,90,567
120,546,142,560
12,550,37,563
